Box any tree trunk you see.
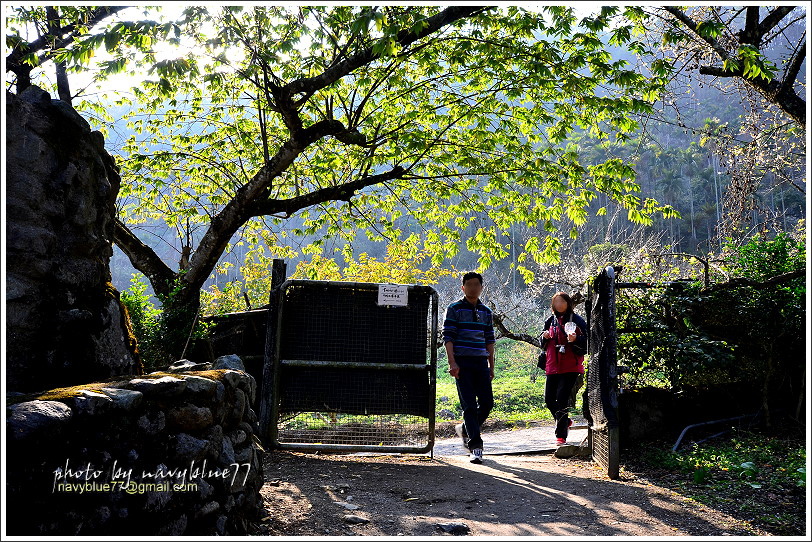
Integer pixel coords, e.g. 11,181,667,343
157,284,203,364
55,61,72,104
45,7,72,104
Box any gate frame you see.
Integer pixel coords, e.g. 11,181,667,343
586,265,621,479
264,279,438,454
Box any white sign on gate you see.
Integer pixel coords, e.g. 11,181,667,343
377,284,408,307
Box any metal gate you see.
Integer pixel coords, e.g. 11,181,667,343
585,266,621,479
265,280,438,453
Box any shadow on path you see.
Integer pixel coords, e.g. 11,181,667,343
258,448,759,536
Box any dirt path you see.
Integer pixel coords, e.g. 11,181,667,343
256,426,767,536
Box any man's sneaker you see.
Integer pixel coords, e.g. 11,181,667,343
556,438,567,446
455,423,468,447
470,448,483,464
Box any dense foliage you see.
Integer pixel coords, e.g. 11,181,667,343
7,5,686,356
613,226,805,417
638,429,806,536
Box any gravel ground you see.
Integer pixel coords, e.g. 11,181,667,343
253,424,768,536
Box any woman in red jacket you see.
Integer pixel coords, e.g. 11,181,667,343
540,291,587,445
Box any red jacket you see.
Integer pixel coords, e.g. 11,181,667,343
542,313,586,375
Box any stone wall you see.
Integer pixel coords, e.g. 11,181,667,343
5,86,139,391
5,359,265,535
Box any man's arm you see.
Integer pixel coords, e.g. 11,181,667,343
445,342,459,379
443,304,459,379
484,309,496,379
486,342,495,380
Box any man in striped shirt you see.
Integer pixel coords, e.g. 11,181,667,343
443,272,495,464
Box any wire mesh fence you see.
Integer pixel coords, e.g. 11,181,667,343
613,283,675,390
585,266,620,479
271,281,438,453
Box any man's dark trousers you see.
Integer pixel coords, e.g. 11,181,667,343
455,356,493,450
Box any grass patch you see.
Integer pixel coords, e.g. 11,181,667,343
631,428,806,536
437,338,580,423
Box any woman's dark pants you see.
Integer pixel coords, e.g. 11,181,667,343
545,372,579,439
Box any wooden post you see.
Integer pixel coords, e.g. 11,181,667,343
258,259,287,447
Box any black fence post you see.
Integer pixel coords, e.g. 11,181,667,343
259,259,287,447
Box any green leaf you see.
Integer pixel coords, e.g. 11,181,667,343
696,20,724,39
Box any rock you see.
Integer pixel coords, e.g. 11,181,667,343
231,429,248,446
6,88,138,391
166,359,212,373
69,390,114,416
437,409,457,420
144,485,173,511
181,375,219,396
343,515,370,524
202,425,224,459
158,514,187,536
217,369,246,391
167,404,214,432
137,411,166,434
195,500,220,518
51,98,91,132
6,400,73,440
100,388,143,411
436,522,470,535
234,443,253,464
554,444,591,459
229,389,246,425
175,433,211,462
238,421,254,436
219,435,236,466
244,405,258,424
335,501,360,511
215,515,228,535
19,84,52,106
439,396,449,403
212,354,245,372
214,381,226,403
241,374,257,403
197,478,214,500
223,495,235,512
128,376,187,396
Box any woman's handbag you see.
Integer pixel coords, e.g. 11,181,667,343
537,316,551,370
537,349,546,369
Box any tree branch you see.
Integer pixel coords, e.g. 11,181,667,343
181,117,349,289
663,7,729,59
285,6,490,98
46,7,71,103
738,6,761,46
134,6,492,296
702,268,806,293
780,45,806,96
673,4,807,128
113,219,177,298
493,313,541,347
758,6,795,38
698,63,805,125
6,6,128,91
253,166,406,217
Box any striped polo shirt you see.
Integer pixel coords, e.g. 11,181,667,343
443,298,496,358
